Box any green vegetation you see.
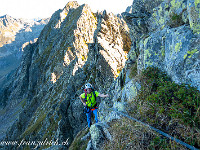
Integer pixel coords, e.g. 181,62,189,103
68,127,90,150
127,66,200,147
119,26,132,53
83,64,97,85
40,114,62,150
22,145,31,150
62,5,83,33
184,49,198,59
19,98,27,109
140,67,199,127
42,114,62,141
35,43,52,66
22,112,47,138
103,117,186,149
129,62,138,79
169,10,185,28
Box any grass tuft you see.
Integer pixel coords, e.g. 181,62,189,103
126,66,200,148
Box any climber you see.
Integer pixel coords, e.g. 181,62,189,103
79,83,109,128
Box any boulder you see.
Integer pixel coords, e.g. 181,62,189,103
89,123,112,150
138,25,200,90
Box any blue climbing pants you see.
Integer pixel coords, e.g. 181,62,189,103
86,108,98,128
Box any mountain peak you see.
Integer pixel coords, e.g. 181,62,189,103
64,1,80,10
0,14,12,19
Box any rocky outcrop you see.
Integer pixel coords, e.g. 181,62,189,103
86,123,112,150
83,0,200,149
138,26,200,90
121,0,200,91
0,1,130,149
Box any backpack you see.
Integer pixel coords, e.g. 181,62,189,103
84,88,97,110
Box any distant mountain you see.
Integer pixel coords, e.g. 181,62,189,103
0,14,49,56
0,14,49,88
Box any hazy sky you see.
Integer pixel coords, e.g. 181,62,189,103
0,0,133,19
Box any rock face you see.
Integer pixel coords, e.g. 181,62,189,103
0,1,130,149
88,123,112,150
86,0,200,148
0,15,49,89
122,0,200,91
0,0,200,149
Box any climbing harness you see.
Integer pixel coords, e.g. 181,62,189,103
84,105,98,113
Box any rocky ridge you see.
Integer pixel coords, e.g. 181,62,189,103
72,0,200,149
0,1,130,149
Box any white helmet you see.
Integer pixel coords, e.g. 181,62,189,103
85,83,92,89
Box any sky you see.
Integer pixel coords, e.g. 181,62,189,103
0,0,133,20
